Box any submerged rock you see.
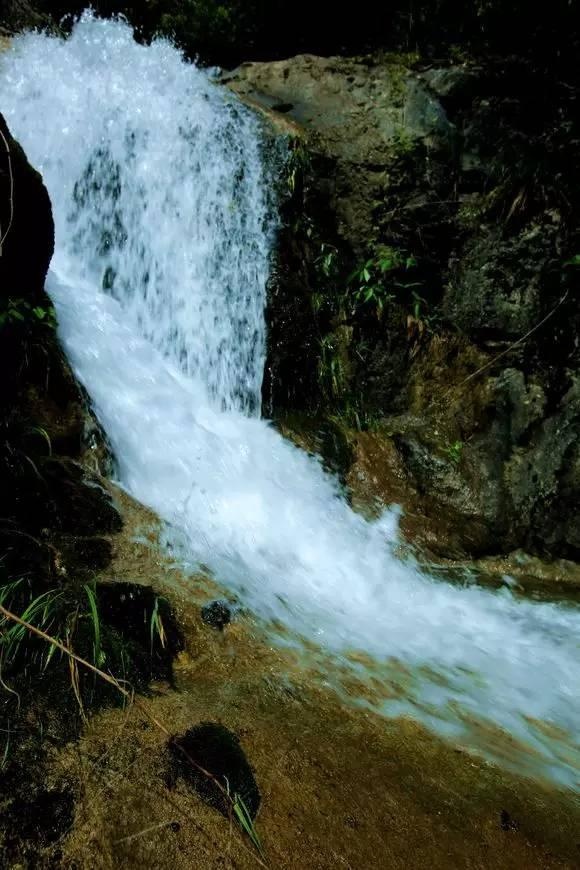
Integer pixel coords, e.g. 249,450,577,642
201,598,232,630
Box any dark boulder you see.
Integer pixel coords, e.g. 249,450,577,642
168,722,260,819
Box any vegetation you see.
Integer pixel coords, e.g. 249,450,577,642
347,247,421,319
0,297,56,330
444,440,463,464
36,1,580,72
231,791,264,858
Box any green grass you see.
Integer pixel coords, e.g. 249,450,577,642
149,595,167,657
0,586,64,670
84,583,103,668
233,792,264,857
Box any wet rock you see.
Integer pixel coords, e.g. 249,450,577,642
97,581,184,682
443,222,555,342
0,112,54,300
0,114,116,561
32,457,122,536
201,599,232,630
227,54,455,251
167,723,260,819
56,534,114,575
504,377,580,556
420,65,480,101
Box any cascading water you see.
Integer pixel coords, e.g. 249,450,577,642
2,15,579,787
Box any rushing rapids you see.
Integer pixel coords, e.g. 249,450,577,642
1,14,579,786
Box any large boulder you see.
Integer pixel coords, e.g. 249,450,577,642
226,53,455,251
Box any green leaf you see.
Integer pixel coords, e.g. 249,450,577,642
233,793,264,857
84,584,101,668
564,254,580,267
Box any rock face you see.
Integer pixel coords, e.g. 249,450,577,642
228,54,580,559
0,112,54,295
0,112,118,583
228,54,455,252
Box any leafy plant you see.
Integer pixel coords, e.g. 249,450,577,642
347,246,421,317
224,776,264,857
329,401,383,433
444,440,463,464
315,242,339,279
564,254,580,267
0,298,56,330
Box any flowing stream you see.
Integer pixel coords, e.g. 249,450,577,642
1,14,579,787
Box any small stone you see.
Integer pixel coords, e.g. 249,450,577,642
201,599,232,630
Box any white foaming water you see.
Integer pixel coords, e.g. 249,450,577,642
2,16,580,785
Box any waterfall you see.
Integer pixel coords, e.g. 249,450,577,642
2,15,579,787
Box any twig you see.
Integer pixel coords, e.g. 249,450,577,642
113,820,176,845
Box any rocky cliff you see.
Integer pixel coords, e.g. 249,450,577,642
227,53,580,559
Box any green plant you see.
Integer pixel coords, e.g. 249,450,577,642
285,139,310,196
233,792,264,856
347,246,421,317
84,583,104,668
329,402,384,433
223,776,264,857
0,298,56,330
318,334,348,399
444,440,463,464
150,595,167,655
315,242,339,279
0,573,113,696
0,584,64,671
